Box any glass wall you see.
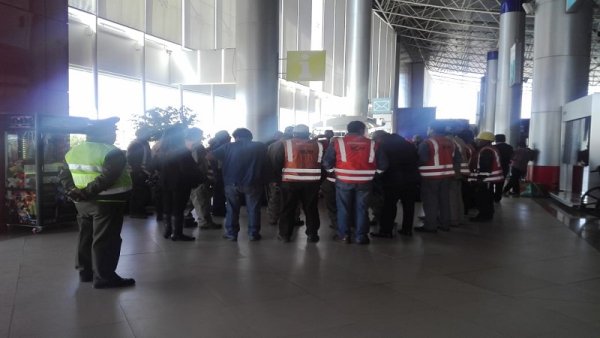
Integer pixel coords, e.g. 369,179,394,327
68,2,238,147
68,1,402,144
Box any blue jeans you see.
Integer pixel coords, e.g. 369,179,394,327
335,181,372,241
224,184,263,238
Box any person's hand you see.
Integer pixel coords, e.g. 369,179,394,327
67,188,86,202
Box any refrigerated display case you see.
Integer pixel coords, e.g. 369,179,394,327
4,114,91,233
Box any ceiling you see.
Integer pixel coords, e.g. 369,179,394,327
373,0,600,85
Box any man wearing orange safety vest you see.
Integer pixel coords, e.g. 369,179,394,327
323,121,388,244
447,125,471,227
270,125,323,242
469,131,504,222
416,122,460,233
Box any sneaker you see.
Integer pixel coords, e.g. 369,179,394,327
333,234,351,244
222,234,237,241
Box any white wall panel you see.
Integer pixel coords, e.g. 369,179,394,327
147,0,182,44
98,0,144,30
97,26,142,78
186,0,215,50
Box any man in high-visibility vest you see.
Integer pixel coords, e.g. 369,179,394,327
58,117,135,289
323,121,388,244
270,124,323,242
416,122,460,233
469,131,504,222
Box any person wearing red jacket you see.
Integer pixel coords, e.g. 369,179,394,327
323,121,388,244
270,124,323,242
469,131,504,222
415,122,460,233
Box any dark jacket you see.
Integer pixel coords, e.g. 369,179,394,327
380,134,420,186
494,142,514,176
157,149,204,191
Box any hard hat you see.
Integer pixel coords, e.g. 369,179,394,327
476,131,495,142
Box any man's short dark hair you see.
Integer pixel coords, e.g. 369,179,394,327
232,128,253,140
347,121,366,134
184,127,203,141
495,134,506,142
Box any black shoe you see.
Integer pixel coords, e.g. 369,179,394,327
414,226,437,233
93,276,135,289
370,232,393,239
222,234,237,241
163,227,172,239
470,216,492,222
438,226,450,232
200,222,222,230
333,234,351,244
129,213,148,219
79,271,93,283
171,234,195,241
184,220,198,228
355,237,370,245
307,235,320,243
277,234,291,242
295,219,305,226
398,229,413,237
249,234,262,241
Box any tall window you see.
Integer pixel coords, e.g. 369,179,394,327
97,73,143,148
68,68,96,120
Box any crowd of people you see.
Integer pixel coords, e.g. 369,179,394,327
58,118,534,288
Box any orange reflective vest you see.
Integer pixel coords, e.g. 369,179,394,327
282,138,323,182
332,134,378,183
469,145,504,182
419,136,455,179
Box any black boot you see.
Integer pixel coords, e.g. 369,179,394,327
171,215,195,241
163,214,172,239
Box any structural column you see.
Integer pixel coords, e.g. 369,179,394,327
483,51,498,133
236,0,279,141
345,0,372,116
494,0,525,145
529,0,593,190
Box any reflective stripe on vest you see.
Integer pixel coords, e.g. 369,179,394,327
65,142,132,196
419,137,455,178
282,139,323,182
450,137,471,176
468,146,504,182
333,136,377,183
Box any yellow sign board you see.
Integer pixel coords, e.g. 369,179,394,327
286,50,326,81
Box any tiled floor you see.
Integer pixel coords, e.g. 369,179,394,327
1,197,600,337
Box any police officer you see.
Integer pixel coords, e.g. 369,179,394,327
270,124,323,242
470,131,504,222
59,117,135,289
323,121,388,244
